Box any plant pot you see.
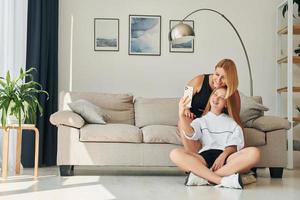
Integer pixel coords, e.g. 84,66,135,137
7,115,25,125
283,3,300,23
293,3,300,23
5,101,26,125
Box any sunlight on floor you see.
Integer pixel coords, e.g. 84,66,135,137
1,184,116,200
61,176,100,186
0,181,37,193
0,174,115,200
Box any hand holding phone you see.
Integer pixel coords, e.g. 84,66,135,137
183,86,193,108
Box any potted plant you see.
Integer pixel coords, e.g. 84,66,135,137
282,0,300,23
0,68,49,127
297,106,300,114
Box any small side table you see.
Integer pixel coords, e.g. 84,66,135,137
1,124,39,178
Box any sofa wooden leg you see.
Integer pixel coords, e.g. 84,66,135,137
269,167,283,178
59,165,74,176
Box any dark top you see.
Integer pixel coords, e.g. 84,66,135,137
190,74,212,118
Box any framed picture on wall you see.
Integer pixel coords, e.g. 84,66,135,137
129,15,161,56
94,18,119,51
169,20,194,53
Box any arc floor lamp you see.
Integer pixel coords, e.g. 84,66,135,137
169,8,253,96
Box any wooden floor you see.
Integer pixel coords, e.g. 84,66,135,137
0,167,299,200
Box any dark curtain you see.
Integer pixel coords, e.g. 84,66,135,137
22,0,58,167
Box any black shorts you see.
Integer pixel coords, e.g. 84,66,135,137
199,149,226,168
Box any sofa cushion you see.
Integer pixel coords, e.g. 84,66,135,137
142,125,181,145
80,124,142,143
134,97,179,128
60,91,134,125
252,116,290,131
68,99,109,124
243,128,266,147
50,111,85,128
240,93,269,127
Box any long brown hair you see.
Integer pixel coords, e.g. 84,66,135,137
203,88,242,128
215,59,239,99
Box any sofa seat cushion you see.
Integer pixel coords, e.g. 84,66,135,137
80,124,142,143
244,128,266,147
142,125,181,145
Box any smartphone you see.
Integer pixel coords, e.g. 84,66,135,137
183,86,193,108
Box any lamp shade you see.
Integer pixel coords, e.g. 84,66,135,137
169,22,195,44
168,8,253,96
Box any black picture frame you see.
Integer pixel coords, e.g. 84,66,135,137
94,18,119,51
129,15,161,56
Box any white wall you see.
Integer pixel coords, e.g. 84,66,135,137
59,0,283,115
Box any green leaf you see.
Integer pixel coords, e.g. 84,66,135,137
0,79,6,88
6,71,11,84
1,99,11,127
25,67,37,74
1,107,7,127
0,67,48,126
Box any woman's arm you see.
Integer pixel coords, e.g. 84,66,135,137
182,74,205,119
187,74,204,95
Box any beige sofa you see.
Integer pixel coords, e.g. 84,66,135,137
50,91,290,177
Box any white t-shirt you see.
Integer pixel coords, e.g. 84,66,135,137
184,111,244,153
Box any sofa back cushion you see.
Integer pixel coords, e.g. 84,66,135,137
134,97,179,128
59,91,134,125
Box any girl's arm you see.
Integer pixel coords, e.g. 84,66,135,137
211,146,237,171
211,124,243,171
227,125,245,151
222,146,237,157
178,96,195,137
178,96,202,140
179,115,195,137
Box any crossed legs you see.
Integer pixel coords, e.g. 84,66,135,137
169,147,260,185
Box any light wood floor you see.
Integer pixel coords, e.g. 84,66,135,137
0,167,299,200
